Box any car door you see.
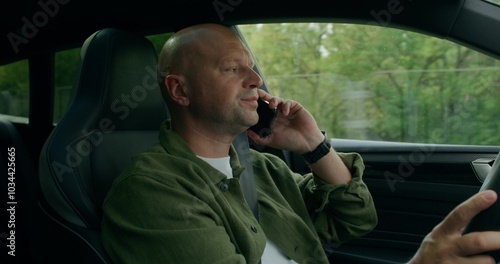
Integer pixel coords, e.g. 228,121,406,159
237,22,500,263
326,140,499,263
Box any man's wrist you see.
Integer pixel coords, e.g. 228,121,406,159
302,131,331,164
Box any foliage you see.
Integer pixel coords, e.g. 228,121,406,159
0,23,498,145
240,23,500,145
53,48,81,122
0,60,29,117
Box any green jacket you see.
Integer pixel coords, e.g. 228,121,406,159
101,121,377,264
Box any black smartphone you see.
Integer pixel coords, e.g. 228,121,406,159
248,99,277,138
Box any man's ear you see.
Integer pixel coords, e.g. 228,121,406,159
164,74,189,106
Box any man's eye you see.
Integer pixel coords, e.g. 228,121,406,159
226,67,238,73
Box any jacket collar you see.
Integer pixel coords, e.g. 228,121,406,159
158,120,246,184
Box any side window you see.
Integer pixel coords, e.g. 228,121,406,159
239,23,500,146
484,0,500,7
54,48,81,123
0,60,29,123
146,32,174,54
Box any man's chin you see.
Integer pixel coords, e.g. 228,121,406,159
249,116,259,127
236,113,258,132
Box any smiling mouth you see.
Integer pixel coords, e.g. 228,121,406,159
241,96,258,104
242,99,259,108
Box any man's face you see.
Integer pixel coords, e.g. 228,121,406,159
186,30,263,135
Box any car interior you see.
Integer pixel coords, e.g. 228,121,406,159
1,0,500,263
38,28,167,263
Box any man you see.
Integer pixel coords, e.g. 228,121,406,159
101,23,500,263
101,23,377,263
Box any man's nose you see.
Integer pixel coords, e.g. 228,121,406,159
245,67,263,89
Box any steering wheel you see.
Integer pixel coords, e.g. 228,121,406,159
463,149,500,261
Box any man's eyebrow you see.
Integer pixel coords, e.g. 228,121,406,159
219,54,255,67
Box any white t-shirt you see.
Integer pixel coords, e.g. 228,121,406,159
198,156,297,264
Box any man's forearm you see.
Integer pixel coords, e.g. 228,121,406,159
310,147,352,185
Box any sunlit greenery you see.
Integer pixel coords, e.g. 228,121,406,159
484,0,500,7
239,23,500,145
54,48,80,122
0,23,498,145
0,60,29,118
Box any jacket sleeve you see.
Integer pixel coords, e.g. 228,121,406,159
101,174,248,264
297,152,378,243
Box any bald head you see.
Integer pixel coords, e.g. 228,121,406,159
155,23,263,138
158,23,242,80
157,24,247,108
156,23,261,134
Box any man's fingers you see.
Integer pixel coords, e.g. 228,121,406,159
256,88,271,100
437,190,497,236
247,129,271,143
257,89,278,107
456,254,496,264
277,100,292,116
458,231,500,257
256,89,293,115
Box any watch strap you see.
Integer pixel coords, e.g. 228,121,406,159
302,131,331,164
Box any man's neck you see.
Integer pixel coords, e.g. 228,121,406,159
173,121,237,158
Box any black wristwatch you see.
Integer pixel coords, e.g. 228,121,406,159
302,131,331,164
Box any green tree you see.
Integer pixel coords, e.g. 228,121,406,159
0,60,29,117
240,23,500,145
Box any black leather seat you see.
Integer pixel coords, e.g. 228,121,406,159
38,28,168,263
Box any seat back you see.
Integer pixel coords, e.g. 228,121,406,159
39,28,168,263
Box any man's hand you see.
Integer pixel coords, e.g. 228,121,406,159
247,89,352,185
409,190,500,264
247,89,324,154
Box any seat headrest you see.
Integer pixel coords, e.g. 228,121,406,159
70,28,168,130
39,28,168,229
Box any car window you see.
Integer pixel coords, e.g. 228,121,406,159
0,60,29,123
239,23,500,146
146,32,174,54
484,0,500,6
54,48,81,123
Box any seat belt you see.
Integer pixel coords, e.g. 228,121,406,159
233,132,259,221
228,25,260,221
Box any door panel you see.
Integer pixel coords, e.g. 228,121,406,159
290,139,500,263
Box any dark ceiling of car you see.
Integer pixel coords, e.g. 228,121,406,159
1,0,499,65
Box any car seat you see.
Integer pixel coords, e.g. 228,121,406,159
38,28,168,263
